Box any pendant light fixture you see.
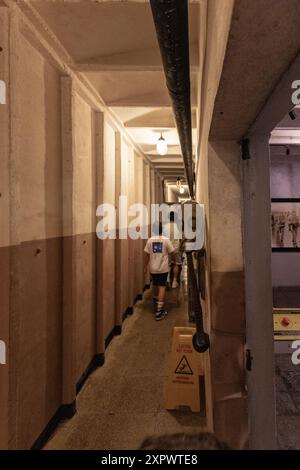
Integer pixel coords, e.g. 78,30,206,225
156,132,168,156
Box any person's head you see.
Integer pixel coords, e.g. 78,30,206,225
139,432,230,450
152,221,163,237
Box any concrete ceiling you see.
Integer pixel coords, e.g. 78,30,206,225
28,0,200,182
210,0,300,141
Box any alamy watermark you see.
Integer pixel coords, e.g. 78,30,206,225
0,80,6,105
0,340,6,365
96,199,205,251
291,340,300,365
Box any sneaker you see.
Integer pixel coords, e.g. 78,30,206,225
155,310,167,321
172,280,179,289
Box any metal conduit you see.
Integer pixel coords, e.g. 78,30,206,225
186,252,209,352
150,0,194,197
150,0,209,352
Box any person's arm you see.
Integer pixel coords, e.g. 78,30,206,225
144,240,150,274
167,240,176,263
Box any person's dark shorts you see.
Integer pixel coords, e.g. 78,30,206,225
151,272,168,287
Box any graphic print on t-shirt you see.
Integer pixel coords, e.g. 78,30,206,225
152,242,163,253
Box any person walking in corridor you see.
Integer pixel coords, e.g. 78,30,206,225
144,223,175,321
164,211,183,288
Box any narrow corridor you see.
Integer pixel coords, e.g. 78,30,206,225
1,0,300,453
45,289,206,450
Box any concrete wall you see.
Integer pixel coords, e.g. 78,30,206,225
102,119,116,339
0,6,10,451
16,33,63,450
127,144,136,305
119,137,130,315
272,253,300,287
0,7,149,449
195,0,248,449
207,141,248,449
133,153,145,297
270,151,300,199
73,92,97,381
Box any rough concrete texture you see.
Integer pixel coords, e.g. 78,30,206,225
276,354,300,450
19,36,62,243
73,91,98,382
271,151,300,200
205,142,247,448
210,0,300,140
197,0,234,181
1,18,149,448
102,120,116,338
44,290,210,451
195,4,238,442
15,34,63,449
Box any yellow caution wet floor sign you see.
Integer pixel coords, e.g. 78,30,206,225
165,326,204,412
175,355,193,375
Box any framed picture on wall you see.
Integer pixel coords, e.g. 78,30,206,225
271,199,300,251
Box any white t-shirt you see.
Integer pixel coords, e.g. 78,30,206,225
144,236,174,274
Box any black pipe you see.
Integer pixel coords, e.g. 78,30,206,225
186,252,209,353
151,1,209,353
150,0,194,197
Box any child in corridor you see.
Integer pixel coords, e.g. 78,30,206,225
144,223,175,321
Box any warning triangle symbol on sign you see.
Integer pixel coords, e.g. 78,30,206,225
175,355,193,375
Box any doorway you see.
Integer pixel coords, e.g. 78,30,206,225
270,107,300,449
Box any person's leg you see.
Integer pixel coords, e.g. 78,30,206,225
172,265,179,288
156,286,166,320
155,273,168,320
152,284,158,300
158,285,166,303
172,251,182,288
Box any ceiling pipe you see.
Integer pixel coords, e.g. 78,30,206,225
150,0,194,198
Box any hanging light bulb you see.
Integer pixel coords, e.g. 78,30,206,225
179,185,185,195
176,177,181,188
156,133,168,156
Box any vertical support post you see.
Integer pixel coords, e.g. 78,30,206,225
95,111,105,360
61,76,77,413
114,131,122,327
242,134,277,449
150,167,156,206
0,6,10,450
8,9,22,449
127,147,135,307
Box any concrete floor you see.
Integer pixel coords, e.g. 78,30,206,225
276,355,300,450
44,288,206,450
274,286,300,450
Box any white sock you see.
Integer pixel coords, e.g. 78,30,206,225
157,301,164,313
